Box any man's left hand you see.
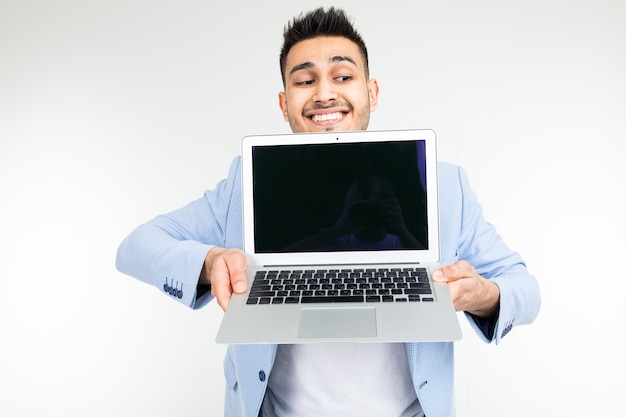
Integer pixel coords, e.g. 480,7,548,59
432,260,500,319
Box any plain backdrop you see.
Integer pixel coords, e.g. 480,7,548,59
1,0,625,416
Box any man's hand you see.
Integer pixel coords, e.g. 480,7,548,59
200,247,248,312
432,260,500,319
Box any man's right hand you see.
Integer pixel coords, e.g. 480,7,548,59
200,247,248,311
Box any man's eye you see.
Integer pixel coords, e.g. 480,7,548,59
336,76,352,82
295,79,314,86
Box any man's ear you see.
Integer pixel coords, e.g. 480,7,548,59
278,92,289,121
368,78,380,112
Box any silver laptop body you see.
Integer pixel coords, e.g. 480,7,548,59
216,129,462,344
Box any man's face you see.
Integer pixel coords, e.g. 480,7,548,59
279,36,379,133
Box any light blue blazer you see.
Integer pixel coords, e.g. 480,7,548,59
116,158,541,417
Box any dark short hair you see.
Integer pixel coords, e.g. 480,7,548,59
280,7,369,85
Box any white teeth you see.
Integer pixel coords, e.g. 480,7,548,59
312,112,343,122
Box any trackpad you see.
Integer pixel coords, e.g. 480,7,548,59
297,308,377,339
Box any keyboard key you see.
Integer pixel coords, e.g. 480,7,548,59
405,288,432,295
249,291,276,298
253,285,272,291
301,296,364,303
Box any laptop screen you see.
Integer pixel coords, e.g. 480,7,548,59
251,140,428,254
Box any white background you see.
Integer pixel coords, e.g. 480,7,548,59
1,0,625,416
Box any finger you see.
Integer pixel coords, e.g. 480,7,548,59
211,258,234,311
432,260,475,282
224,250,248,294
211,249,248,311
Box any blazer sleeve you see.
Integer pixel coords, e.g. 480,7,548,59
115,156,243,310
448,164,541,343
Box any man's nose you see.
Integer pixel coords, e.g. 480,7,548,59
313,78,337,103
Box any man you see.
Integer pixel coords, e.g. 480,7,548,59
116,7,541,417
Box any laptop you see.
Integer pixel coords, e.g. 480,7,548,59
215,129,462,344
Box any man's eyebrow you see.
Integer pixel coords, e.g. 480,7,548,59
288,55,359,77
330,55,358,67
289,61,314,77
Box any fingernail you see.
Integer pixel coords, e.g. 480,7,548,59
432,270,443,281
233,282,246,293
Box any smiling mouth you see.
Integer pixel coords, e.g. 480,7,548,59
310,111,346,122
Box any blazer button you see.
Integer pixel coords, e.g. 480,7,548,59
259,370,266,382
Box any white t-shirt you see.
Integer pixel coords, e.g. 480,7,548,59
261,343,424,417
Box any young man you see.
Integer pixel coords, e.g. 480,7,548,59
116,7,540,417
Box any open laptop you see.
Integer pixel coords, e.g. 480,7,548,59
215,129,462,344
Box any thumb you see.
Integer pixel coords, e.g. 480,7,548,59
432,269,448,282
232,275,247,293
229,262,248,294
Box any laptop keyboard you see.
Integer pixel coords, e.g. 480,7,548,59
245,267,434,305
